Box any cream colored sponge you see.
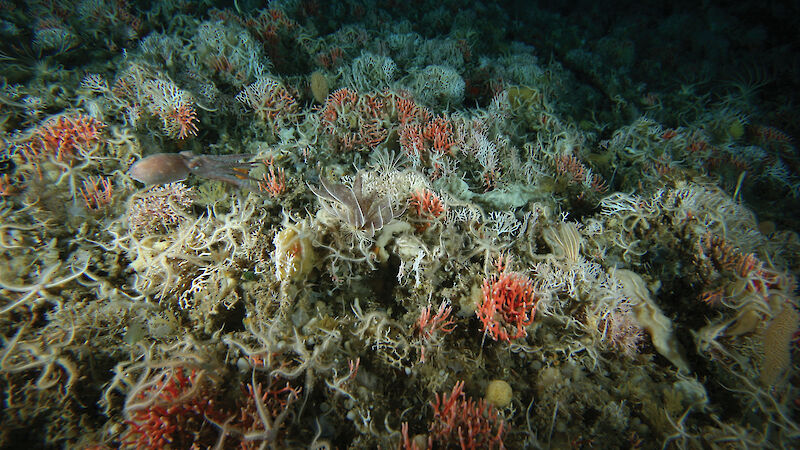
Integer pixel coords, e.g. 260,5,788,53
485,380,513,408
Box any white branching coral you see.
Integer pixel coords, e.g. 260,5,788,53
127,182,194,237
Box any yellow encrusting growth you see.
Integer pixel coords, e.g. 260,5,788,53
759,302,799,386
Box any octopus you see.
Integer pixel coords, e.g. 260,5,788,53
128,151,259,188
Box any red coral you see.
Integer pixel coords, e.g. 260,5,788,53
399,122,425,157
141,79,200,140
428,381,505,449
696,233,783,300
236,78,298,128
395,96,430,125
0,174,22,196
172,104,199,139
79,175,113,210
554,154,587,184
423,115,456,155
316,47,344,69
477,271,538,342
123,367,225,450
33,114,106,161
553,154,608,194
320,88,388,151
410,189,444,218
257,157,287,198
415,302,456,363
409,188,445,232
231,380,300,448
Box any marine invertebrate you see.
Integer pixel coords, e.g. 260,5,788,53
257,157,287,197
542,222,584,264
409,188,444,232
426,380,506,449
395,96,431,125
192,19,268,85
123,367,225,449
319,88,389,151
32,17,77,53
616,269,690,372
78,175,113,210
422,114,457,154
393,105,458,175
309,172,404,237
125,195,263,308
414,301,455,363
236,77,299,127
598,301,644,358
691,231,788,323
0,174,22,196
0,323,78,395
126,182,194,237
106,68,199,140
273,214,316,283
142,79,199,139
485,379,513,408
0,254,90,314
478,269,538,341
347,51,397,92
128,151,257,187
757,301,798,386
26,113,106,163
212,376,301,446
8,3,800,448
409,64,465,110
553,153,608,193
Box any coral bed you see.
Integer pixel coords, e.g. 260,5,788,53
0,1,798,448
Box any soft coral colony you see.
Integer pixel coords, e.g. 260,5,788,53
0,1,799,449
